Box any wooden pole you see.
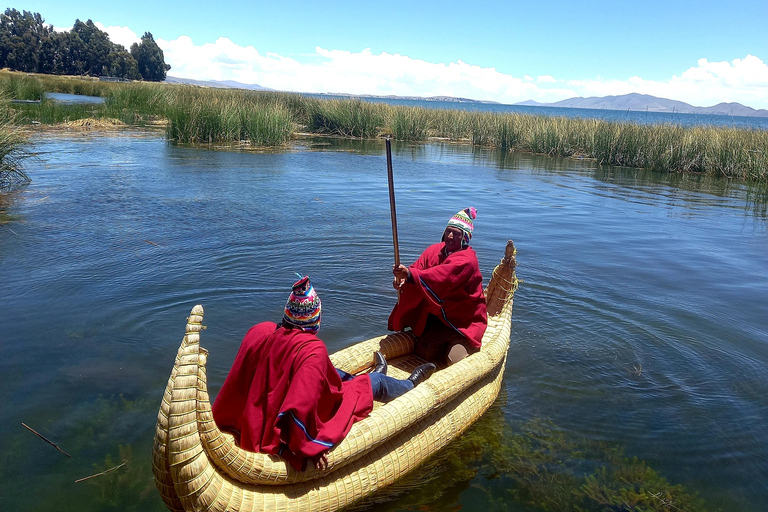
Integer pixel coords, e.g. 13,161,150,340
386,137,400,268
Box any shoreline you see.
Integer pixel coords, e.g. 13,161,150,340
2,70,767,183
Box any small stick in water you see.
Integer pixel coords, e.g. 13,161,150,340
75,460,128,483
144,239,160,246
22,423,71,457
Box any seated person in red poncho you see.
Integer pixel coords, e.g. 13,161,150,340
212,276,436,471
389,207,488,367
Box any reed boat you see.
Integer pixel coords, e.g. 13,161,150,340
152,240,518,512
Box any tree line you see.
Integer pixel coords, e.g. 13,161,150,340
0,8,170,81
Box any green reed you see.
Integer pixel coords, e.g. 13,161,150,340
1,71,765,181
11,100,106,124
105,82,169,116
387,106,431,141
426,110,768,181
0,97,29,188
303,98,388,139
0,71,46,101
164,88,294,146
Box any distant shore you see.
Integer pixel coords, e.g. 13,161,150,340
2,70,767,183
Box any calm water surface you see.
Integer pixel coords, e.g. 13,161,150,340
44,92,106,104
1,133,766,511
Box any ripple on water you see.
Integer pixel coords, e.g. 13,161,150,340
1,135,767,511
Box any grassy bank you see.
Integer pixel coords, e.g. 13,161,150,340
1,70,766,181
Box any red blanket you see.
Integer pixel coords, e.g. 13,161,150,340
211,322,373,470
389,242,487,348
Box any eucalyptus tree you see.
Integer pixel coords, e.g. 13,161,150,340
130,32,171,81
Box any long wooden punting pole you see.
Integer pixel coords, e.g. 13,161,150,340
386,137,400,268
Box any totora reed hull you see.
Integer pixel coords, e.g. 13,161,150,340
153,240,518,512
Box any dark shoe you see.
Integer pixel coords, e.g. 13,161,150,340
408,363,436,387
372,351,387,375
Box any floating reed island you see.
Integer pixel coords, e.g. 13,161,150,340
2,70,767,182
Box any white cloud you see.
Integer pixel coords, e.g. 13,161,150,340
47,22,140,50
150,33,768,109
158,36,572,104
96,23,140,50
567,55,768,108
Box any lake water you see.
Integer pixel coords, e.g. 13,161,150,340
1,132,767,511
44,92,106,104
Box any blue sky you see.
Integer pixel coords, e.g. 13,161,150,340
13,0,768,108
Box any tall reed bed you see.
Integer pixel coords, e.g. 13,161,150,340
164,88,294,146
421,111,768,181
11,102,105,124
105,82,170,122
1,71,765,181
0,72,46,101
303,98,388,139
0,97,29,189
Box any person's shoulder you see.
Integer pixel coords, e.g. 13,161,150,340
294,333,330,363
423,242,444,255
247,321,278,334
243,321,279,339
450,246,480,265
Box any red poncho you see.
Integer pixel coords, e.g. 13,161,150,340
211,322,373,470
388,242,487,348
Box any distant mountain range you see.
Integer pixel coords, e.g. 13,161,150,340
515,93,768,117
164,76,498,104
320,92,500,104
165,76,273,91
163,78,767,118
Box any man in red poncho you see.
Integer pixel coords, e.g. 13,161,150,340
389,207,487,367
212,276,435,471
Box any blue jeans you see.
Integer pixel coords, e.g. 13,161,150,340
336,369,414,403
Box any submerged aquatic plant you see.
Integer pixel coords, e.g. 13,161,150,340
491,418,708,512
349,401,708,512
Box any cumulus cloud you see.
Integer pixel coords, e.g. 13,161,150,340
105,30,767,109
157,36,575,104
96,23,140,50
568,55,768,108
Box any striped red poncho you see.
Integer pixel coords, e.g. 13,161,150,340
388,242,487,348
212,322,373,470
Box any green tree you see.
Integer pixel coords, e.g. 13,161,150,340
107,47,140,79
38,31,66,74
0,10,144,79
71,19,112,76
130,32,170,81
0,8,53,72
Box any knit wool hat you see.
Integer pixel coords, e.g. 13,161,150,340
445,207,477,246
283,276,322,333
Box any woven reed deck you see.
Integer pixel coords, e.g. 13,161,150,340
153,240,518,512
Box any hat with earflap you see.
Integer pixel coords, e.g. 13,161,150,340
283,275,322,333
444,207,477,247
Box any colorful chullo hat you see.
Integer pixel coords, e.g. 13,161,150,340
283,275,322,333
445,207,477,246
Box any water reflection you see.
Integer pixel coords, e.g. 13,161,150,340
294,135,768,221
1,133,766,512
